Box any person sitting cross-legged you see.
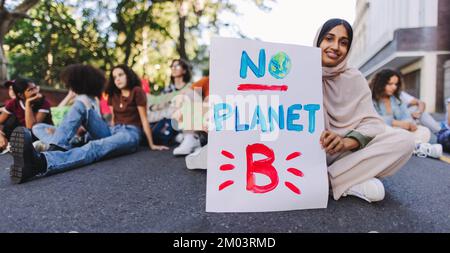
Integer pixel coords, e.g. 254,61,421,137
8,64,167,184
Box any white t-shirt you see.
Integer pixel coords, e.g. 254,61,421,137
400,91,415,105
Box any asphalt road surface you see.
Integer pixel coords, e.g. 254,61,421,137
0,148,449,233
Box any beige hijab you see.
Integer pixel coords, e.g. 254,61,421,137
314,24,385,138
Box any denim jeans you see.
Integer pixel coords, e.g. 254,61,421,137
47,100,110,150
32,123,55,145
33,123,90,147
407,106,442,134
437,126,450,153
33,96,102,148
41,100,142,173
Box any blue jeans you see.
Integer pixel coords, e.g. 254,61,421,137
437,125,450,153
32,123,55,145
33,123,90,147
47,100,111,150
407,106,442,134
41,100,142,173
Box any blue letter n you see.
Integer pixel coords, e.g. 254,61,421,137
240,49,266,79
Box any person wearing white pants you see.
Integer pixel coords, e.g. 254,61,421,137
371,69,442,158
400,91,442,135
186,19,416,204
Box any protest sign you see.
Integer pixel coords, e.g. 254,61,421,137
207,37,328,212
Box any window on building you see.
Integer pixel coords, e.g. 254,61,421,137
403,70,421,98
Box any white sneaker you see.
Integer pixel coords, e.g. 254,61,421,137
0,143,11,155
33,140,49,152
413,142,442,159
343,178,385,203
186,146,207,170
175,133,184,144
173,133,200,156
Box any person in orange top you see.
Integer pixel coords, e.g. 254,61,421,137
191,76,209,100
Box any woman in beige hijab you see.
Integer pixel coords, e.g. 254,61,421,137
316,18,415,202
186,18,415,204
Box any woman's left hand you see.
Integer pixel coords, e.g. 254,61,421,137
411,111,422,120
25,93,43,105
408,122,418,132
150,144,169,151
320,130,345,155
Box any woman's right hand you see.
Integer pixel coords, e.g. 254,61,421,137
395,120,412,131
67,89,77,99
25,93,43,105
150,144,169,151
408,122,418,132
320,130,345,155
0,134,8,151
398,121,417,132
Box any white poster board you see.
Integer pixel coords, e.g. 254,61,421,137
206,37,328,212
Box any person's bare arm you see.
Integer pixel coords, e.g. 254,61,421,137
392,120,409,130
24,94,43,129
137,106,168,151
447,103,450,126
58,90,76,107
409,98,426,119
0,131,7,151
417,100,426,113
109,106,114,126
0,111,10,125
0,112,10,150
320,130,360,155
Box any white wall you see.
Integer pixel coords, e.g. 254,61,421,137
349,0,439,68
445,60,450,103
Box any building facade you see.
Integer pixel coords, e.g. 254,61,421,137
349,0,450,112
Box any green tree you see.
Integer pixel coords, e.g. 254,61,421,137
109,0,274,86
0,0,40,81
4,0,274,88
5,1,110,88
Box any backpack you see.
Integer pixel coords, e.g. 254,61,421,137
150,118,179,146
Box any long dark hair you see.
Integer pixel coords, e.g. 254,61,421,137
11,78,33,99
107,64,141,97
60,64,105,98
170,59,192,84
316,18,353,50
12,77,45,109
370,69,403,101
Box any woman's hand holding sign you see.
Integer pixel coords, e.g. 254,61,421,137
320,130,359,155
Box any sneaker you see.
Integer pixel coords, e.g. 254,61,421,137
33,140,49,152
70,135,85,148
47,144,68,152
173,133,201,156
9,127,47,184
186,145,207,170
1,143,11,155
343,178,385,203
196,131,208,146
414,142,443,159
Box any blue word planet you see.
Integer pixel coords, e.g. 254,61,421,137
214,103,321,133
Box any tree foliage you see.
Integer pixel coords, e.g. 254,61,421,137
3,0,274,88
5,1,112,88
